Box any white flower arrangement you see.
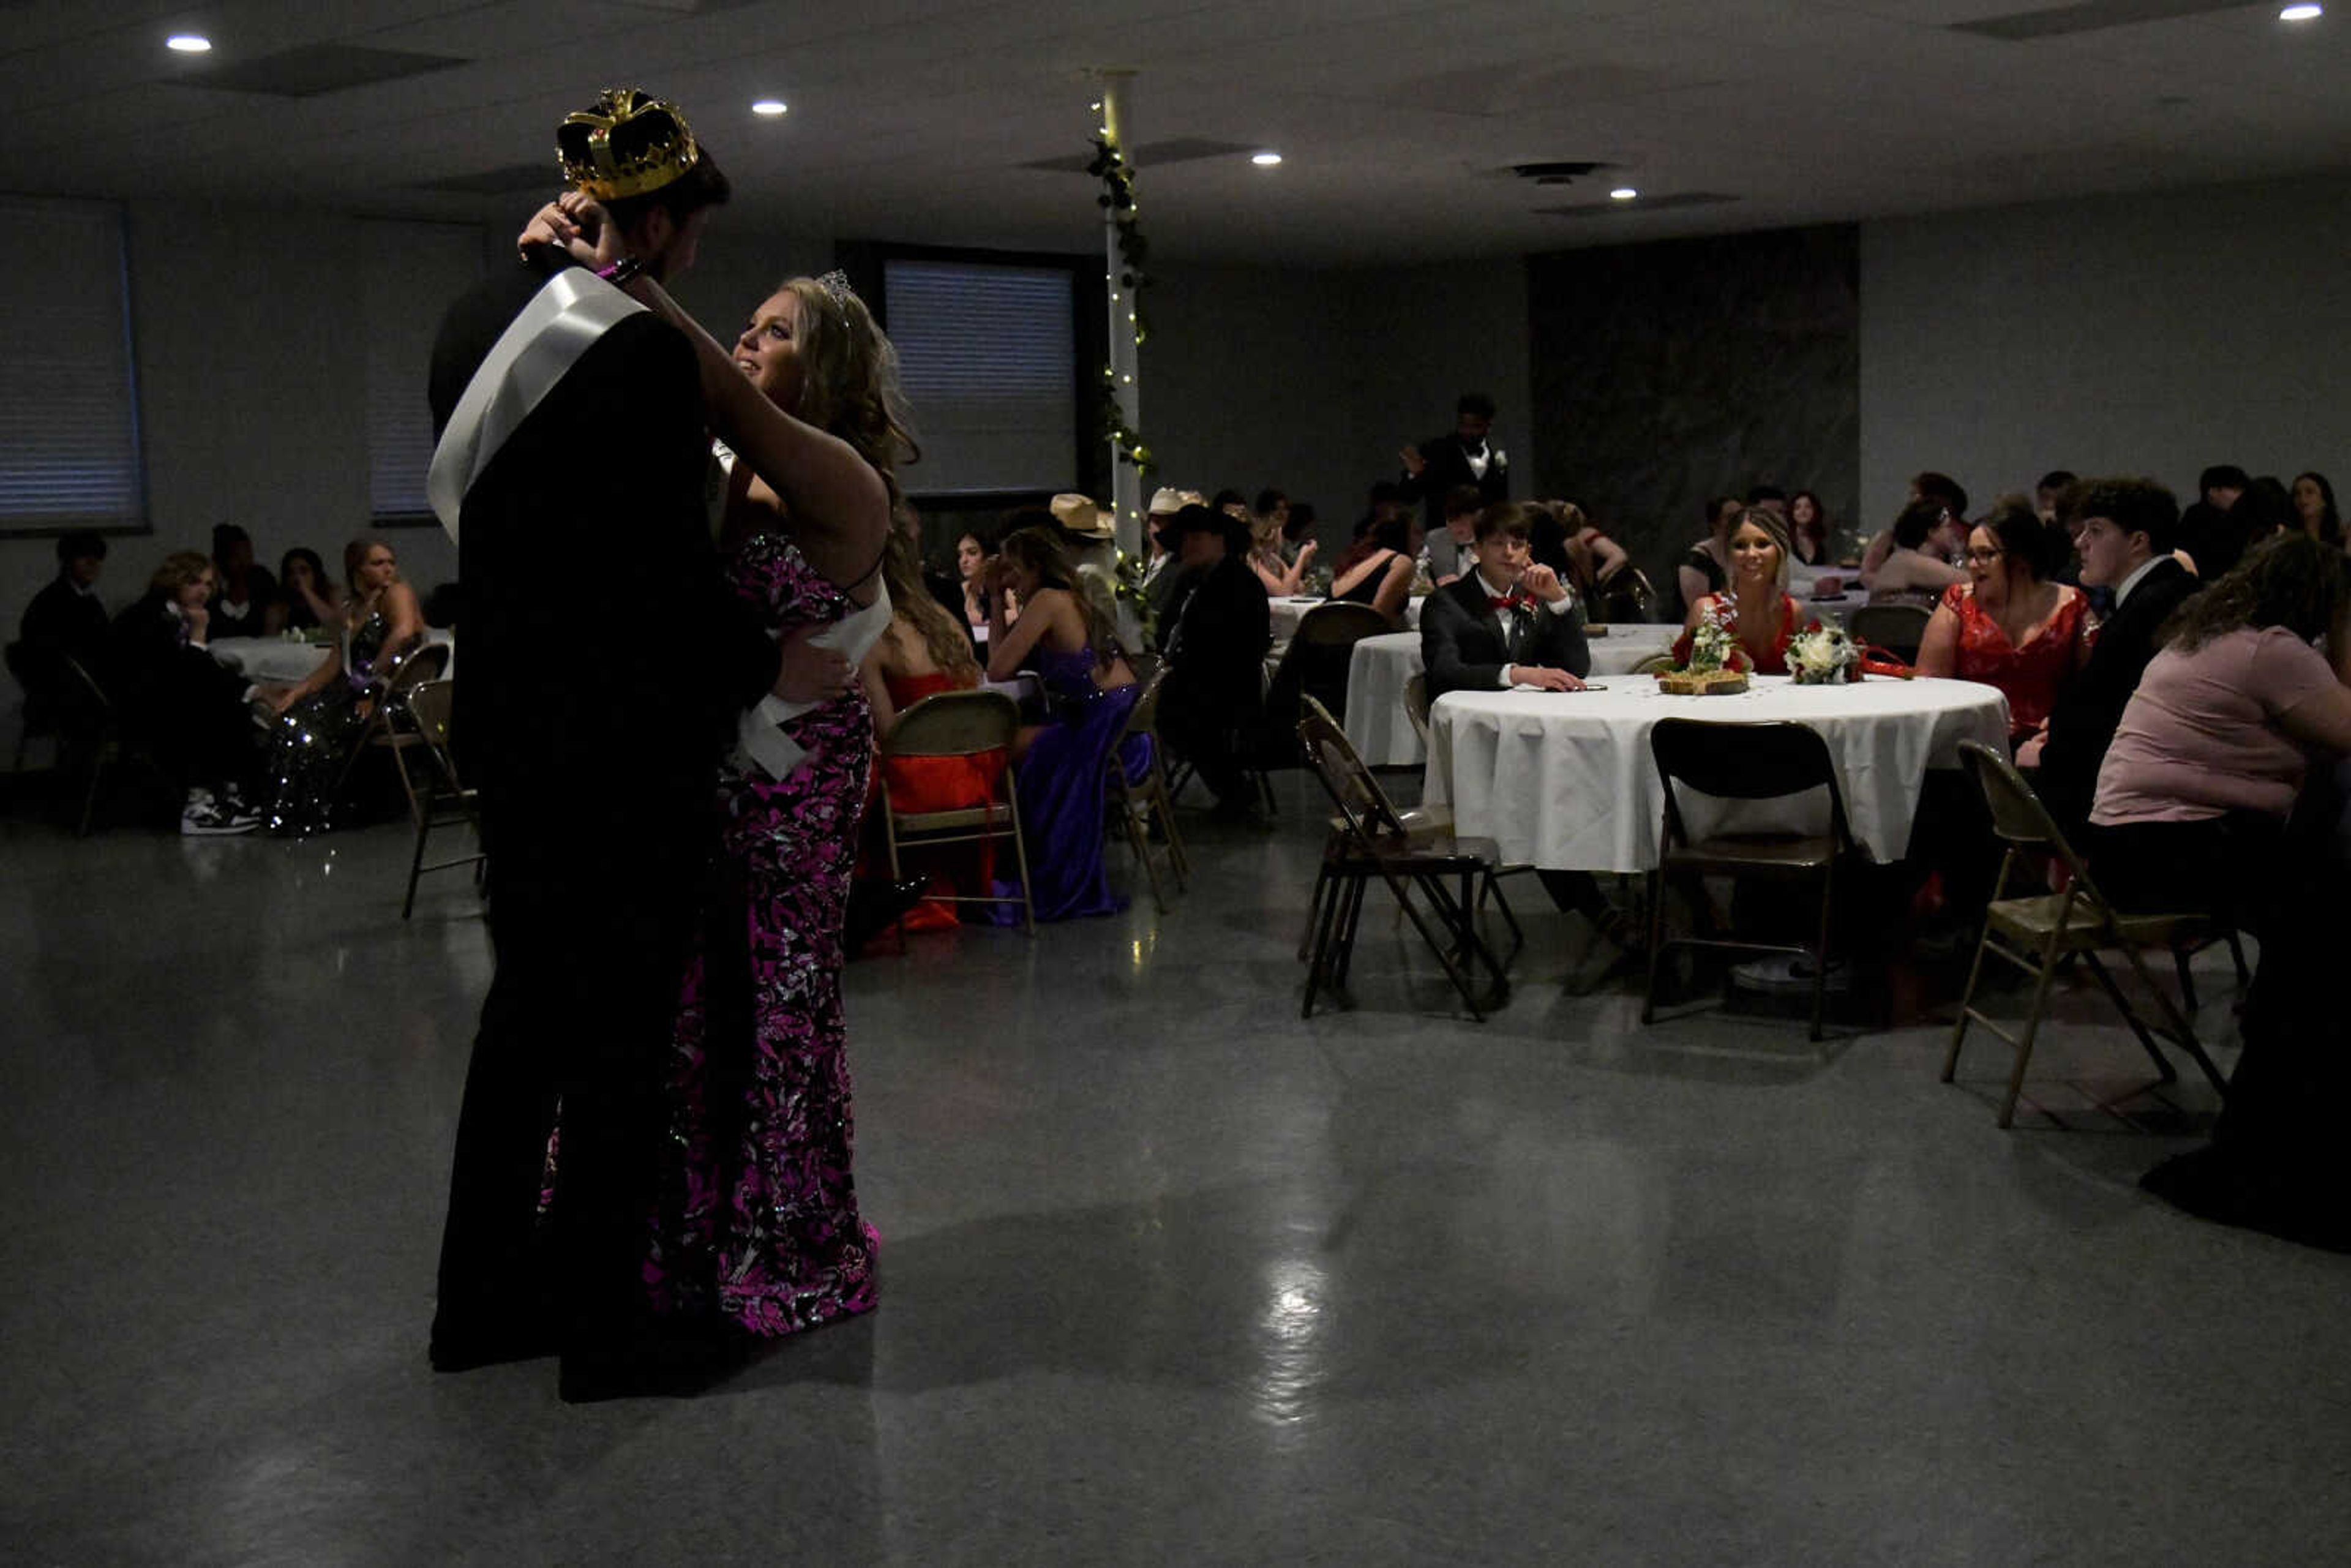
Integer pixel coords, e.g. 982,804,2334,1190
1687,599,1738,672
1785,621,1859,685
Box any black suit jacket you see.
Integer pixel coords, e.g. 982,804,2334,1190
1399,433,1509,530
427,261,779,857
1163,553,1270,713
1419,573,1591,699
18,576,110,673
2036,557,2199,834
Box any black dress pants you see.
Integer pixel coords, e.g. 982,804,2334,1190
433,817,707,1349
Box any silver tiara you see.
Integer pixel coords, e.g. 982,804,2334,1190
815,268,860,304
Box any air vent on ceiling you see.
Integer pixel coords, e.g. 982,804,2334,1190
1951,0,2248,42
1509,160,1611,186
1020,138,1256,173
1535,192,1739,218
175,43,468,97
412,162,558,196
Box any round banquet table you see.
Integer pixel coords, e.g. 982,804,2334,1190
207,636,335,683
1423,673,2010,873
1341,623,1682,768
209,628,457,684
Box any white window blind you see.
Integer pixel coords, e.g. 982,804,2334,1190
0,198,143,533
883,258,1076,494
364,221,489,519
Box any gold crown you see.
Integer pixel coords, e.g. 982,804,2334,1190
557,88,700,200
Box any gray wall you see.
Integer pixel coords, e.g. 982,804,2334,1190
1146,258,1533,551
1527,225,1862,599
1859,170,2351,532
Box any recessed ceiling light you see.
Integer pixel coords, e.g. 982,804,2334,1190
2281,3,2322,18
166,33,212,53
751,99,787,116
1609,186,1639,201
1251,151,1282,166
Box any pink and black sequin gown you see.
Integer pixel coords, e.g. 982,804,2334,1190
645,530,880,1337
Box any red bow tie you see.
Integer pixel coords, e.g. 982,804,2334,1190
1488,591,1528,612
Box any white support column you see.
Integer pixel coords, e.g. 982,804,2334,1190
1098,72,1142,558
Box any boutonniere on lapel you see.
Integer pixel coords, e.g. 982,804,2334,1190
1489,447,1507,471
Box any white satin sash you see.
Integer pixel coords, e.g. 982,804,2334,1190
427,268,647,540
735,582,893,783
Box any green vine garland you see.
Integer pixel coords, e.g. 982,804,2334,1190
1088,124,1153,484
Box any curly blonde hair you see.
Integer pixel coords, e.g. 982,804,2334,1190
773,277,919,507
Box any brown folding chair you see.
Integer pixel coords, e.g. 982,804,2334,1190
1630,651,1677,676
1847,604,1931,665
1642,718,1853,1041
1106,667,1190,912
1941,739,2232,1128
334,640,452,818
1297,696,1513,1021
399,678,487,919
1593,566,1659,626
1232,600,1394,810
879,688,1033,942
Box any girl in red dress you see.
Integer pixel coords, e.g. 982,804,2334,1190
1672,508,1805,673
1915,500,2091,753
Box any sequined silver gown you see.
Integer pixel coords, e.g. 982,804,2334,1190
262,608,412,835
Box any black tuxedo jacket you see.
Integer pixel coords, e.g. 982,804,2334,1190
1420,573,1590,699
1400,432,1508,529
427,260,778,855
2036,557,2199,833
1163,552,1271,711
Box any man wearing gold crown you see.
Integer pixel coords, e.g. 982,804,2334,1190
423,89,888,1401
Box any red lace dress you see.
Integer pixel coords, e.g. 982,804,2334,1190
1938,582,2088,741
1670,592,1805,674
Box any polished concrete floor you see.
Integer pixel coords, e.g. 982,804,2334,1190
6,778,2349,1566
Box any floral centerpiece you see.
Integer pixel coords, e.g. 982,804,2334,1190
1658,599,1750,695
1785,620,1861,685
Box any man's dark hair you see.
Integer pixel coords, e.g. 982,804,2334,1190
1282,501,1317,542
1443,484,1485,521
1911,471,1968,516
602,145,732,238
1744,483,1787,506
1210,488,1246,513
2199,463,2251,497
56,530,106,566
2066,477,2178,554
2037,470,2078,494
1253,487,1286,516
1456,392,1496,421
1473,501,1535,544
1891,499,1946,552
211,522,250,557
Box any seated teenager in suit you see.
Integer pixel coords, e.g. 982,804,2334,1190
1157,504,1272,815
1421,502,1591,696
1422,505,1636,945
2027,478,2200,838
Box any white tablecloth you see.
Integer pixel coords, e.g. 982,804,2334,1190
1423,673,2009,872
208,637,333,682
209,628,457,684
1341,623,1683,768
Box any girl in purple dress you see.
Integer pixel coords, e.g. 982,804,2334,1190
982,526,1148,920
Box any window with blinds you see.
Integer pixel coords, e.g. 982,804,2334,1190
883,258,1077,495
0,199,144,535
363,222,489,520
